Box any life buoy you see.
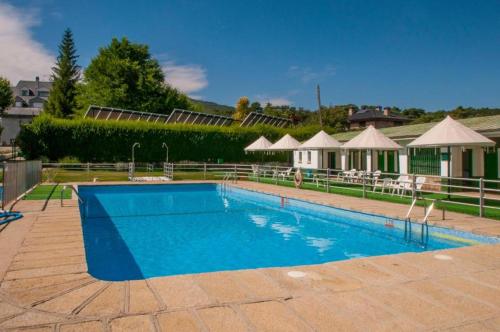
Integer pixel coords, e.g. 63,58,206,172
294,169,303,187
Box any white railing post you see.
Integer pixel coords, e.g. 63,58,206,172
362,172,366,198
479,177,484,217
203,163,207,180
411,174,416,200
326,168,330,193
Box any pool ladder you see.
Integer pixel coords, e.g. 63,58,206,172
221,171,237,193
404,199,434,247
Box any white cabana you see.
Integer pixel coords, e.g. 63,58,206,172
341,125,402,172
408,116,495,148
244,136,273,152
407,116,495,178
294,130,342,169
268,134,301,151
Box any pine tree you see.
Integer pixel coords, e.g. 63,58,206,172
45,28,80,117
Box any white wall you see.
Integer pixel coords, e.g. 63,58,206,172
293,149,340,169
399,149,408,174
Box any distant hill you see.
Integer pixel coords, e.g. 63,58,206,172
190,99,235,116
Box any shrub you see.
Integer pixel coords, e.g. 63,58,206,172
18,115,324,163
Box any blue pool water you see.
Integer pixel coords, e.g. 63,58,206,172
78,184,496,281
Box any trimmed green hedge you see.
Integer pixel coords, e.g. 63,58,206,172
18,115,322,162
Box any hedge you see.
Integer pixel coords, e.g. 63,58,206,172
18,115,323,163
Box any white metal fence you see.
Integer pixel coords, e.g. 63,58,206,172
42,162,500,218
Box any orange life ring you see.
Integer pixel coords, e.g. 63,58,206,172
294,169,303,187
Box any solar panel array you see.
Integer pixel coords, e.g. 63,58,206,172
240,112,292,128
84,105,234,126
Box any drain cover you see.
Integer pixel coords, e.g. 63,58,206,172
434,254,453,261
287,271,307,278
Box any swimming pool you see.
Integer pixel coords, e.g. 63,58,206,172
78,184,497,281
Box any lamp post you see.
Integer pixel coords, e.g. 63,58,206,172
132,142,140,178
162,142,169,163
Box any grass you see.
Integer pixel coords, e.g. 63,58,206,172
24,184,72,200
250,176,500,220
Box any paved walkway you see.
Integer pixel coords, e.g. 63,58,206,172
0,181,499,331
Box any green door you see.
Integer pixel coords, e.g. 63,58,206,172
377,151,385,171
484,149,498,189
387,151,395,173
328,152,336,169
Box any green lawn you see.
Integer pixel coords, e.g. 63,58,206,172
250,176,500,220
24,184,72,200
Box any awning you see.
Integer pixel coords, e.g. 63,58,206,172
244,136,273,151
342,125,401,150
268,134,301,151
299,130,342,150
407,116,495,148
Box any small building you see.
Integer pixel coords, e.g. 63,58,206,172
1,77,52,145
348,107,410,129
333,115,500,180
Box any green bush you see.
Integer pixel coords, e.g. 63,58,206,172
18,115,323,162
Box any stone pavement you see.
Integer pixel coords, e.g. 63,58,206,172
0,181,498,331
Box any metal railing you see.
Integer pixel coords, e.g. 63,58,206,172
41,162,500,218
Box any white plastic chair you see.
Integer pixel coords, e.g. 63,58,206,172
391,175,409,196
279,167,293,181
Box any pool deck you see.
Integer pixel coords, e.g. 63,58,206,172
0,180,499,331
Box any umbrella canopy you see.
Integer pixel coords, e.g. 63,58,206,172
342,125,401,150
407,116,495,148
268,134,301,151
244,136,273,151
299,130,342,150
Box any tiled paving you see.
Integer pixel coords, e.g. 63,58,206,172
0,181,499,331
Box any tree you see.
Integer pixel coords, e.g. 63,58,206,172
0,76,14,114
233,96,250,120
45,29,80,118
78,37,191,114
249,101,262,113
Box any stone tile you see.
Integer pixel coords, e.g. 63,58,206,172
6,326,55,332
361,285,461,330
331,259,404,285
19,242,84,253
262,268,316,295
357,254,430,281
300,264,365,292
403,279,496,319
228,270,289,299
59,320,104,332
110,315,155,332
23,235,81,246
445,321,498,331
4,264,87,280
128,280,162,314
35,281,106,314
9,276,94,307
1,273,89,291
13,248,84,262
157,310,202,331
9,255,84,270
466,269,500,288
434,275,500,308
482,317,500,331
78,282,125,317
193,272,250,303
239,301,312,332
0,311,63,329
197,306,250,332
319,291,412,331
148,276,213,309
0,301,24,319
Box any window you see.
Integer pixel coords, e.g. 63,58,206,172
21,88,29,96
298,151,302,163
32,102,43,108
38,91,49,97
359,121,366,127
307,151,311,164
15,101,23,107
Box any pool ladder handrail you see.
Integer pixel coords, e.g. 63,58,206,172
61,185,84,207
221,171,237,193
404,200,434,247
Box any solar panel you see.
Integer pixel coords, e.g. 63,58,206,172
240,112,291,128
84,106,234,127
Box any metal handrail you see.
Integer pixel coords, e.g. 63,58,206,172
405,198,418,220
61,185,84,207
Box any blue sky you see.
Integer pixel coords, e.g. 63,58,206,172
1,0,499,110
